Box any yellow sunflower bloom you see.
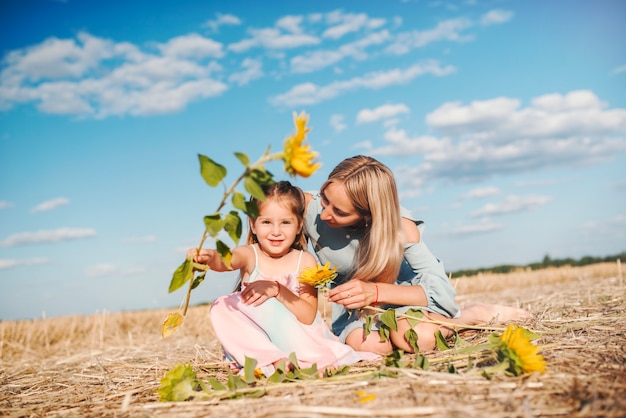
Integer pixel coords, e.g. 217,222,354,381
496,325,547,375
298,262,338,289
283,111,321,178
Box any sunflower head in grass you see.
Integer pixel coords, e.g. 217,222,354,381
492,324,547,375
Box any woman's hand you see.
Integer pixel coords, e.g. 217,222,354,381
328,280,378,309
241,280,280,307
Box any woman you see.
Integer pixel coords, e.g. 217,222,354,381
304,155,531,355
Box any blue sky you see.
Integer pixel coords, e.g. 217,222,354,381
1,0,625,321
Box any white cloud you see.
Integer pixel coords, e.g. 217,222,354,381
330,114,347,132
203,13,242,33
0,257,50,270
386,18,473,55
447,220,504,236
370,127,447,156
86,263,117,278
0,201,13,209
31,197,69,213
480,9,514,26
322,10,386,40
228,27,319,53
0,32,229,117
277,15,305,34
122,235,157,244
458,186,500,200
157,34,224,59
0,228,96,247
228,58,263,86
611,64,626,75
373,90,626,191
471,195,551,217
270,60,455,107
356,103,409,124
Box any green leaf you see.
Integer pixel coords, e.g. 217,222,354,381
379,308,398,331
244,199,260,218
207,377,227,391
169,259,194,293
242,356,259,384
244,176,265,201
403,308,424,328
413,354,429,370
157,364,206,402
404,328,419,353
435,329,451,351
204,214,225,238
232,192,246,212
224,211,242,244
226,372,248,391
191,273,205,290
215,240,232,269
198,154,227,187
379,324,390,342
364,314,373,337
234,152,250,167
161,312,184,338
249,167,274,185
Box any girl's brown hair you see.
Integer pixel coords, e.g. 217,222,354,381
247,180,307,250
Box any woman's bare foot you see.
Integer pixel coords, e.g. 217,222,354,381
461,302,533,324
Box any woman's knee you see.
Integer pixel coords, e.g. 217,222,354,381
345,329,393,356
393,322,439,353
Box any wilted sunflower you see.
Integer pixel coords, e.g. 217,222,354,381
494,324,546,375
298,262,338,289
283,111,321,178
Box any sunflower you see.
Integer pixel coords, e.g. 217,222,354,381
298,262,338,289
494,324,546,375
283,111,321,178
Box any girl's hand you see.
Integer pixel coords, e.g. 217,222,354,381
328,280,377,309
186,248,213,265
241,280,280,307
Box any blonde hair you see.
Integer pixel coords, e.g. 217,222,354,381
321,155,404,284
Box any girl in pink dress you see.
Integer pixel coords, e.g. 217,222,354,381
189,181,378,375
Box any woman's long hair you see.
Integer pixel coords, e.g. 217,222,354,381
321,155,404,284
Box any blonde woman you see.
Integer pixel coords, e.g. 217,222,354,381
304,155,531,355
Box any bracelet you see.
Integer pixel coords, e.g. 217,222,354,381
274,281,281,298
373,283,379,306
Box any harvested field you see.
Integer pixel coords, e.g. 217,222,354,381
1,262,624,417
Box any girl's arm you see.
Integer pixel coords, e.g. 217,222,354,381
241,252,320,325
187,246,251,271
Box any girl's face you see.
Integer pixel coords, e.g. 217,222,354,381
251,199,301,257
319,181,364,229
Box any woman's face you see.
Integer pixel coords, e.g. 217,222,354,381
319,181,363,229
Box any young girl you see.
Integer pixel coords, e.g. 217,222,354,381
189,181,378,375
304,155,532,354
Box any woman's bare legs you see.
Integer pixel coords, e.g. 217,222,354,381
393,303,533,353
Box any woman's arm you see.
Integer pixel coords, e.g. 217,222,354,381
328,217,430,309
